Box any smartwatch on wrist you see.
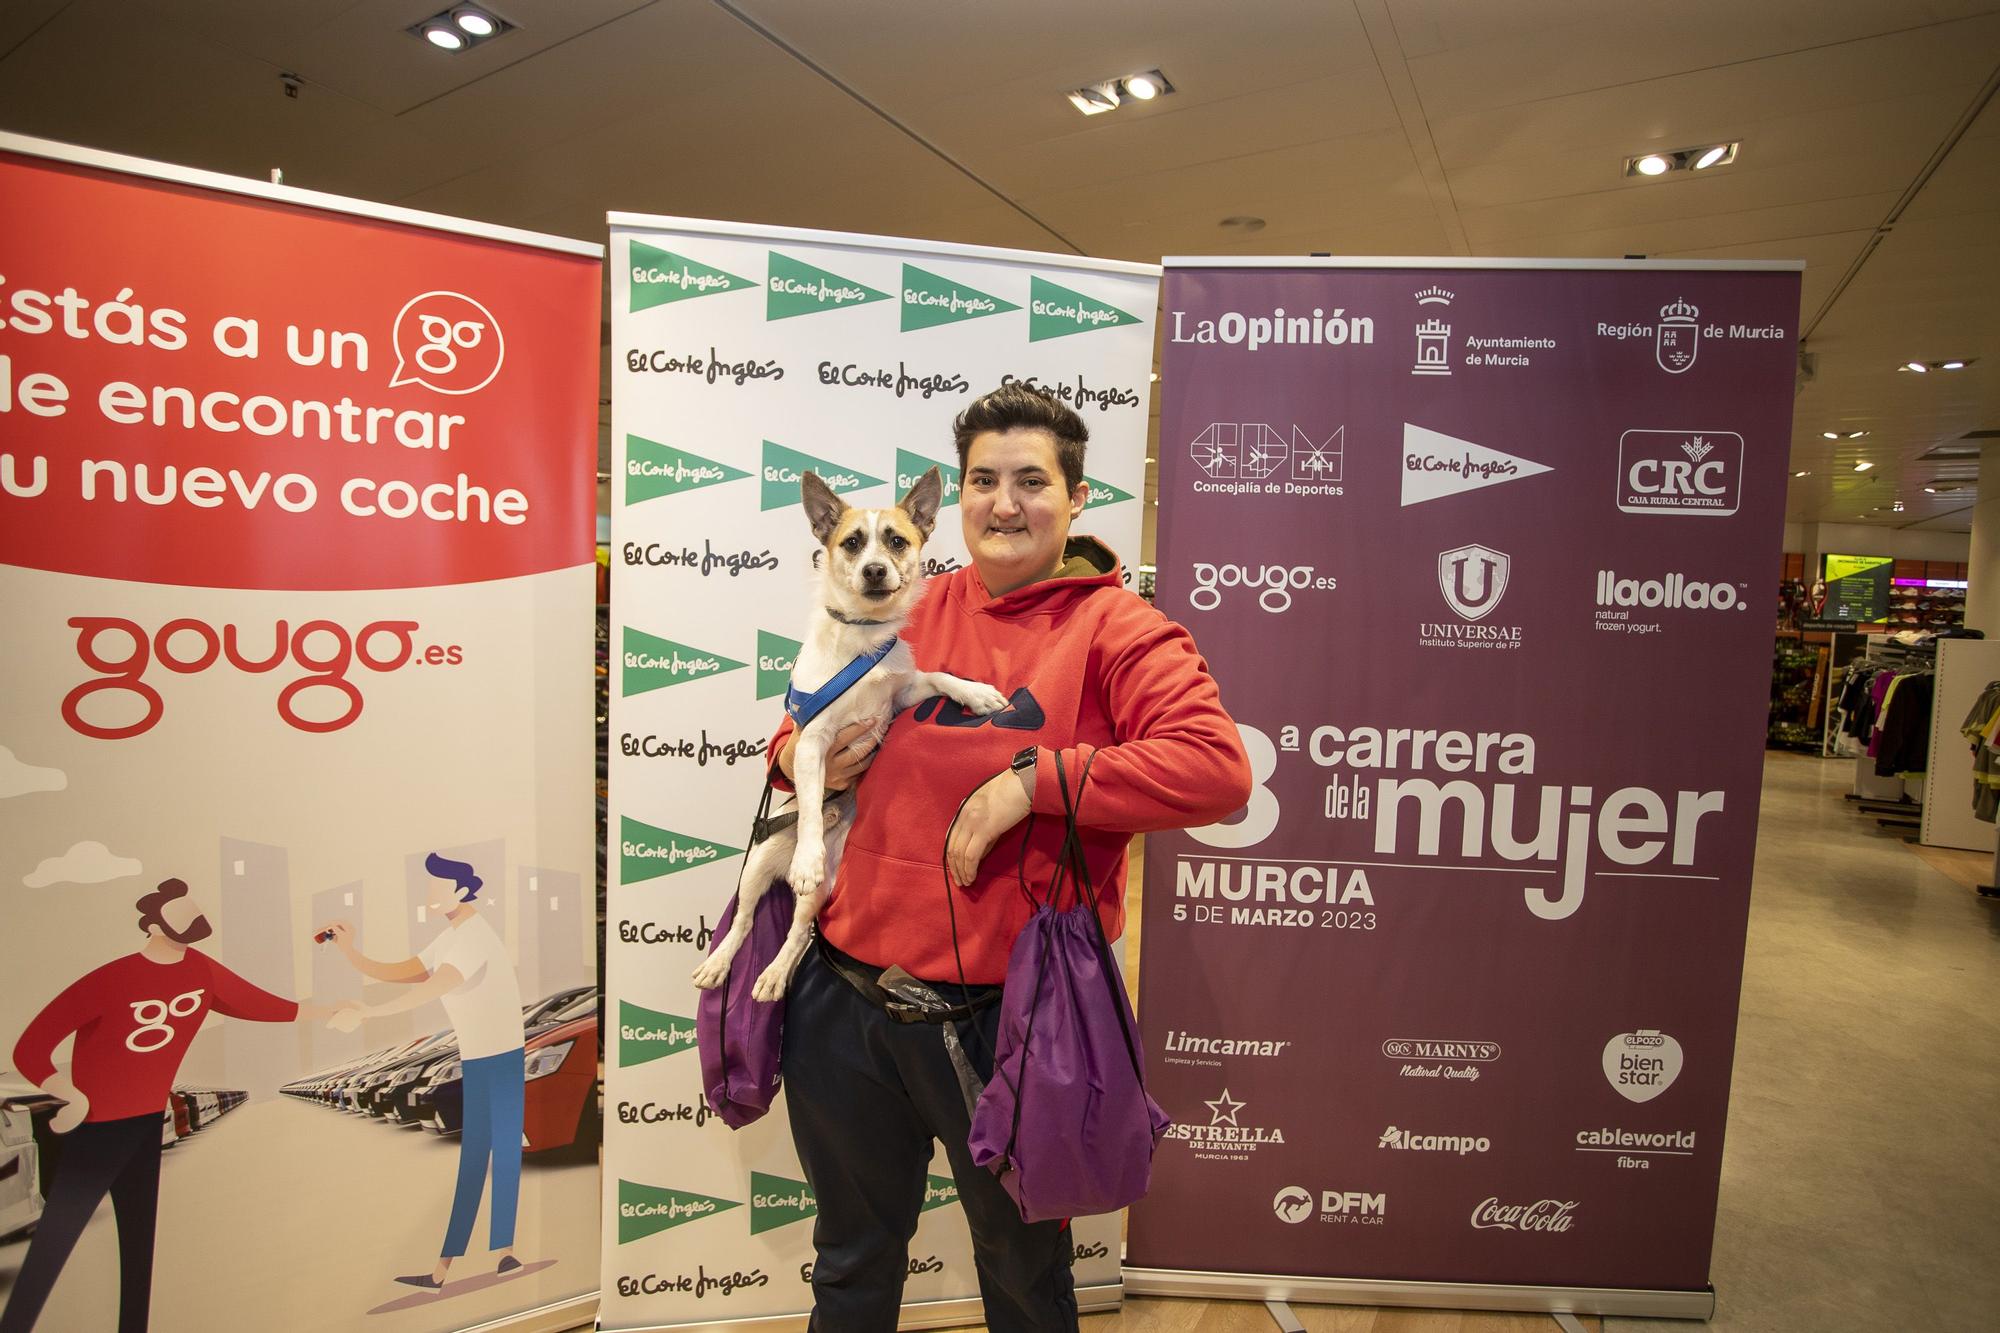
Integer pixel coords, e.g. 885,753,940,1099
1010,746,1038,778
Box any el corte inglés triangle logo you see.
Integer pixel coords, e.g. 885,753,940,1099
617,1000,695,1068
1082,473,1134,509
1028,275,1142,342
622,627,746,696
620,816,742,885
768,252,890,321
757,630,803,701
901,264,1020,331
921,1173,960,1212
625,435,750,506
750,1171,818,1233
896,449,962,509
762,440,886,511
629,240,755,313
618,1179,741,1243
1400,423,1553,508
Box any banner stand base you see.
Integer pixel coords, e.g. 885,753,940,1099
1124,1267,1714,1321
460,1293,600,1333
593,1282,1120,1333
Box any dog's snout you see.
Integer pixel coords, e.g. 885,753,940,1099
862,562,888,583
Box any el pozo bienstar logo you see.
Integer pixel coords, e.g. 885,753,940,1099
629,240,756,313
767,251,890,320
762,440,885,511
622,627,746,695
617,1000,695,1067
1027,275,1141,341
618,1179,740,1243
1603,1028,1683,1102
900,263,1019,331
625,435,750,506
619,816,741,885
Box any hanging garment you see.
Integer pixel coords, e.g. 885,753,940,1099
1960,681,2000,823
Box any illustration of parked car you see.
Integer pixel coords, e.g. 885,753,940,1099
0,1101,44,1240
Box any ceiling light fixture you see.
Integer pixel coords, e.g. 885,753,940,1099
1625,141,1739,179
409,4,512,52
1901,358,1976,372
1941,361,1966,370
1795,470,1810,477
1634,155,1671,176
1905,361,1929,373
1853,461,1874,472
1694,145,1730,169
1821,431,1838,440
1845,430,1867,438
1067,69,1174,115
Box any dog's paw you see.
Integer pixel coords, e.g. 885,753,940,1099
788,845,826,895
953,682,1011,715
690,954,730,990
750,958,794,1002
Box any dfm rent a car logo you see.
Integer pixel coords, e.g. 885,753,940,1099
1187,722,1729,921
1617,430,1743,515
390,291,504,395
63,616,453,739
1274,1187,1386,1225
126,988,204,1052
1188,561,1335,613
1471,1198,1578,1233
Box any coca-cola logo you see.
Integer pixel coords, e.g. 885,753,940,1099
63,615,462,738
1470,1198,1578,1233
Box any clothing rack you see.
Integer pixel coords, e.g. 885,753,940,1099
1837,638,1937,830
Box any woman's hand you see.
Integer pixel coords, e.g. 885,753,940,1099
780,719,883,792
945,766,1034,888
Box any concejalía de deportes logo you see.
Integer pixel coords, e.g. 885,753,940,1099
61,615,462,739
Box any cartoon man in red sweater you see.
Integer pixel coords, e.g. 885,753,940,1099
1,877,346,1333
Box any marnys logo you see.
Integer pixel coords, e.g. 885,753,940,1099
1378,1125,1490,1155
762,440,886,511
629,240,755,313
1029,275,1143,341
1617,430,1743,516
1470,1198,1578,1233
620,816,742,885
1189,422,1344,497
617,1000,695,1068
622,627,746,696
1161,1029,1292,1068
625,435,749,505
1187,562,1336,614
901,264,1020,331
618,1179,741,1243
1382,1037,1500,1083
1162,1089,1283,1160
1273,1186,1387,1226
1402,423,1552,507
767,251,889,321
1603,1028,1683,1102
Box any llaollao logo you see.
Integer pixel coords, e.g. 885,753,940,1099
390,291,504,394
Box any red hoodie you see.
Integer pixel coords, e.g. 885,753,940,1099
777,538,1251,983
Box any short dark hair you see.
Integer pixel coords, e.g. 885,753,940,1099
952,382,1089,492
135,878,191,935
424,852,483,902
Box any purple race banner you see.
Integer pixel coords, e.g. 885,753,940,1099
1127,259,1801,1318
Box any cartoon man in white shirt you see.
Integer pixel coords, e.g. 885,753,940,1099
318,852,526,1290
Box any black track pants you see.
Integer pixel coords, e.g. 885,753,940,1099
0,1113,162,1333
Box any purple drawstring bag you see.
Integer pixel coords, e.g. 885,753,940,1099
966,751,1172,1223
696,874,794,1129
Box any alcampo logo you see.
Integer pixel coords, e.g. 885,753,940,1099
757,630,802,701
901,264,1020,332
768,252,890,320
618,1179,741,1243
1028,275,1141,342
1082,474,1134,509
618,1000,696,1067
629,241,755,313
626,435,750,506
622,627,746,696
921,1173,960,1212
897,449,962,508
750,1171,818,1234
762,440,886,511
620,816,742,885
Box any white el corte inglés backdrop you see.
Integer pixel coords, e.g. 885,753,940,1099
602,212,1158,1330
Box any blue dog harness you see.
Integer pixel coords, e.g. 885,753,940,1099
784,636,898,730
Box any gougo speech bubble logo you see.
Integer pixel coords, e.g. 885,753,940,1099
390,291,505,394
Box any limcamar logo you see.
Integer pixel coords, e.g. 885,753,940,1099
63,616,461,739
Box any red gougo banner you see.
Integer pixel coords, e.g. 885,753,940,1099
0,136,602,1333
1128,258,1800,1318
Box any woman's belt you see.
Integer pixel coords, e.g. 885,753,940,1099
817,937,1001,1025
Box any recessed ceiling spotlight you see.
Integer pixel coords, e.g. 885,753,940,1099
1634,155,1671,176
1853,461,1874,472
1126,74,1160,100
1845,430,1868,438
1941,360,1966,370
409,4,511,52
1067,69,1174,115
1821,431,1839,440
1694,145,1731,169
1794,470,1810,477
1892,501,1905,512
1905,361,1929,373
1625,142,1738,178
1900,358,1975,372
1219,215,1266,233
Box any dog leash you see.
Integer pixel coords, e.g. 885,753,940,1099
783,636,898,729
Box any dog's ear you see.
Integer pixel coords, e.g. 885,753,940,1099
899,466,943,539
800,471,847,545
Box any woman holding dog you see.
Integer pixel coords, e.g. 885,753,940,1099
773,382,1251,1333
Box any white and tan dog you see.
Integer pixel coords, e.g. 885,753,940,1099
691,467,1009,1001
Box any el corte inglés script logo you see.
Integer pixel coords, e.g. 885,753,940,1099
767,252,890,320
629,240,755,313
762,440,886,511
1082,473,1134,509
1028,275,1141,342
750,1171,818,1233
757,630,803,701
617,1000,696,1067
625,435,750,506
921,1173,960,1212
620,816,742,885
622,627,746,696
897,449,962,509
618,1180,741,1243
900,264,1020,331
1401,423,1552,507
